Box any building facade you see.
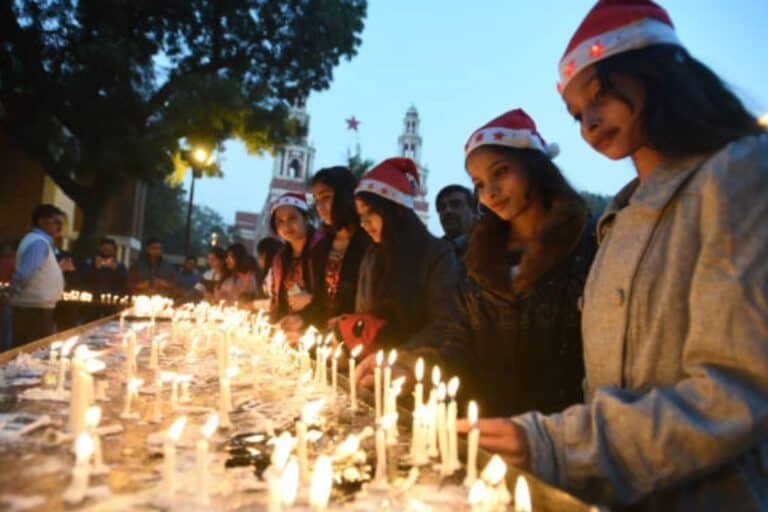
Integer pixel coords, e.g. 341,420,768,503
397,106,430,225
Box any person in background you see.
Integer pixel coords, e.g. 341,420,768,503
176,256,201,291
215,243,257,303
0,240,15,350
435,184,476,264
268,193,323,334
195,247,226,302
129,238,175,295
338,158,458,361
9,204,68,347
459,1,768,510
254,237,284,300
306,166,370,330
81,238,128,296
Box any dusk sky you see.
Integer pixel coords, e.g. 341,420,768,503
192,0,768,236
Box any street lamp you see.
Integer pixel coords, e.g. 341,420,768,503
183,147,214,256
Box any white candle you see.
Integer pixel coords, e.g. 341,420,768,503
349,345,363,412
374,350,383,421
482,455,511,508
447,376,460,472
170,376,179,410
331,345,342,398
197,414,219,506
149,336,159,369
164,416,187,501
70,346,88,437
413,357,424,410
280,457,299,507
121,377,143,419
464,401,479,487
436,382,450,476
85,406,107,475
467,480,488,512
152,372,163,423
427,366,441,458
387,378,404,446
267,470,283,512
309,455,333,512
49,340,62,364
64,432,94,504
373,414,393,489
120,312,126,334
384,349,397,418
219,367,236,429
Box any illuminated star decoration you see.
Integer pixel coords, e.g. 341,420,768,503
346,116,360,131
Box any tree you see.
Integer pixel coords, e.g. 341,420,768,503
347,151,375,180
0,0,367,255
580,191,612,219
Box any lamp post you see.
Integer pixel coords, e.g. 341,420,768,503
183,148,212,256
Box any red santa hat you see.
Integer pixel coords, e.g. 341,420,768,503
270,192,309,216
464,109,559,159
355,158,421,210
558,0,681,93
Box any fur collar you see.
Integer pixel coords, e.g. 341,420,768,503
464,195,588,299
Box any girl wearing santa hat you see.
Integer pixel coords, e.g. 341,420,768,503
268,192,323,332
334,157,459,363
460,1,768,510
305,166,370,330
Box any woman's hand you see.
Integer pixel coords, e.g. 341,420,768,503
288,292,312,312
354,353,414,392
456,417,531,469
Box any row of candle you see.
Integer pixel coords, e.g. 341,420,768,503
61,290,134,305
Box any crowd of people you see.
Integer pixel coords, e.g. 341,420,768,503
1,1,767,509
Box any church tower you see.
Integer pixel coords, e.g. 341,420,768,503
398,106,429,225
253,99,316,241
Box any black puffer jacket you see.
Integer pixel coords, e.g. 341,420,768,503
438,196,596,417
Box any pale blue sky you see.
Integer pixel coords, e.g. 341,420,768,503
193,0,768,236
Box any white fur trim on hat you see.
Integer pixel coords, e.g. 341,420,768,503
558,17,680,92
356,178,415,209
270,195,308,215
465,127,549,158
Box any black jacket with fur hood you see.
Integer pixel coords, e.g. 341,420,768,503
436,195,596,417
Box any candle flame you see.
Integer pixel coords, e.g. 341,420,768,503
468,400,479,425
302,399,326,423
379,413,397,430
85,405,101,428
415,358,424,381
334,434,360,459
514,476,532,512
350,345,363,358
270,432,296,469
468,479,487,506
75,432,94,461
333,344,343,359
62,336,79,357
437,382,446,401
323,332,335,346
201,414,219,438
226,366,238,379
280,457,300,506
309,455,333,509
376,350,383,366
448,376,460,397
481,455,507,485
84,358,106,374
51,341,63,351
128,377,143,393
432,365,441,387
167,416,187,443
387,349,397,366
300,330,316,351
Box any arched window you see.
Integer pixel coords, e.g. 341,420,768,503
289,159,302,179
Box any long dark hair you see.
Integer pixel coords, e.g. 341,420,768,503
310,166,359,232
221,243,254,285
594,44,764,158
355,191,430,315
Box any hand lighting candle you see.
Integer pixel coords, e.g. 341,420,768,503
464,400,479,487
197,414,219,506
164,416,187,501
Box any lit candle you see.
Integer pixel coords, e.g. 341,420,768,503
467,479,488,512
56,337,78,395
447,376,460,473
482,455,511,508
387,377,404,445
280,457,299,507
296,400,323,484
85,406,108,475
125,330,137,382
374,350,383,421
63,432,94,504
197,414,219,506
436,382,450,476
121,377,143,419
164,416,187,501
120,312,126,334
427,366,441,458
349,345,363,412
383,349,397,419
464,400,479,487
309,455,333,512
413,357,424,410
152,372,163,424
331,345,342,398
514,476,532,512
49,340,62,364
70,345,89,437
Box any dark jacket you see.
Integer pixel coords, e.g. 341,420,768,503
304,228,369,329
269,229,324,323
354,234,459,350
435,195,596,417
